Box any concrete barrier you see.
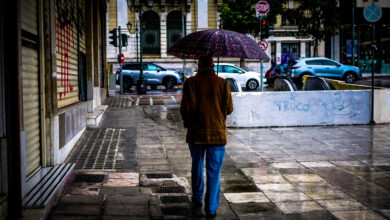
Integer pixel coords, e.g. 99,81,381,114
227,90,390,127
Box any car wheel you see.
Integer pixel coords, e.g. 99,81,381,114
344,72,357,84
299,73,311,85
246,79,259,90
164,77,176,90
123,78,133,91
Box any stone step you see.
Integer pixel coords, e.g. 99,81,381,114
23,163,75,208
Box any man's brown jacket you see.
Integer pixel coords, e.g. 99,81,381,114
180,69,234,145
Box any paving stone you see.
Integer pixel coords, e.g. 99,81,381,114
238,213,286,220
223,192,270,203
104,178,139,187
276,201,324,214
317,199,368,211
51,204,102,216
263,192,312,202
101,216,148,220
301,162,336,168
256,183,299,193
251,174,287,184
230,202,279,214
108,172,139,180
49,216,100,220
270,162,303,169
286,210,337,220
104,195,148,206
331,210,386,220
59,195,104,205
221,184,259,193
66,183,101,196
104,205,149,216
283,174,325,183
99,187,140,196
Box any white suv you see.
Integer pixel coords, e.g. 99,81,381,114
214,63,265,90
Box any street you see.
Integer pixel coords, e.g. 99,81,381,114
48,93,390,219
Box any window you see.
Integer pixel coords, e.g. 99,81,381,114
167,11,184,50
142,11,160,55
306,60,322,65
124,64,145,70
321,60,338,66
224,66,243,74
214,65,224,73
146,64,165,71
282,14,296,26
281,43,300,64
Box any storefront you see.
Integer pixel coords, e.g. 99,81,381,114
339,3,390,73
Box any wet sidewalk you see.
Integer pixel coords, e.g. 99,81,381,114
48,96,390,219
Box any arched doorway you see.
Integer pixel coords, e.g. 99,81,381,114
167,10,184,50
142,11,160,55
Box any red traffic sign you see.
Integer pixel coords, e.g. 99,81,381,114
258,40,268,51
256,1,270,17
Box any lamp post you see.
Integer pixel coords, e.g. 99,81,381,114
127,0,154,94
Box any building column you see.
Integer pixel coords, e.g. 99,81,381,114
161,11,168,58
197,0,208,30
300,41,305,59
334,35,340,62
85,0,94,113
186,9,192,35
276,41,281,64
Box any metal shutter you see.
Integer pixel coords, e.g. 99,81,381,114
21,0,41,178
56,0,83,108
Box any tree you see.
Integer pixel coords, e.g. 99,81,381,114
219,0,287,37
286,0,340,56
219,0,287,66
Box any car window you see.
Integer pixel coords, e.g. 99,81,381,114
224,66,242,74
305,60,322,65
123,64,145,70
321,60,338,66
214,65,224,73
146,64,159,71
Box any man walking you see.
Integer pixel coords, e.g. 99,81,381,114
180,55,233,218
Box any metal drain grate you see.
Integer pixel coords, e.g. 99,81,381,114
74,174,105,183
146,173,173,179
70,128,126,170
155,186,185,193
161,207,190,216
160,196,190,204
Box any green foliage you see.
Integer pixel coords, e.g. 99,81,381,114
219,0,287,37
286,0,340,55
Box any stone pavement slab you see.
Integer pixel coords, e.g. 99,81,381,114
48,98,390,219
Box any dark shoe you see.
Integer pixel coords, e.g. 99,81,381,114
192,201,202,208
206,213,217,219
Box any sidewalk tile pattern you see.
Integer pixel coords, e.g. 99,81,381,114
49,97,390,219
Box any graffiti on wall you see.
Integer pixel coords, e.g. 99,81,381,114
56,0,84,100
56,0,75,99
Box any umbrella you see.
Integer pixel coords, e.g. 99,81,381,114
167,29,270,61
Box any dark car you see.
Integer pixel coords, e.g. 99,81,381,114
265,64,287,87
116,62,183,90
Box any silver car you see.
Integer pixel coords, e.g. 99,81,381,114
116,63,183,90
287,57,361,84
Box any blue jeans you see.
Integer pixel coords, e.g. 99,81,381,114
189,144,225,215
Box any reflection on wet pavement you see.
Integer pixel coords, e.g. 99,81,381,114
58,99,390,219
228,125,390,219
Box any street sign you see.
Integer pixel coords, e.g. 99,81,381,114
258,40,268,51
256,1,270,17
363,4,382,23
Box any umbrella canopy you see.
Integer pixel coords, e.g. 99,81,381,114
167,29,270,61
